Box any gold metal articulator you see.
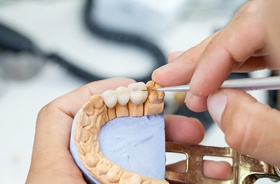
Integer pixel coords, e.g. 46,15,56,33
165,142,280,184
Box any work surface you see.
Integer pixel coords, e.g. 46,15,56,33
0,0,272,183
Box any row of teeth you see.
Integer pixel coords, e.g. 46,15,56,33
101,82,148,108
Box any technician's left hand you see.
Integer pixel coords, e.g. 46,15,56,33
26,78,231,183
26,78,135,184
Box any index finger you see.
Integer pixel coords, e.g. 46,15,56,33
165,115,204,145
190,1,266,96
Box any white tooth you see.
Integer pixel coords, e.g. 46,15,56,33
128,82,147,91
137,82,147,90
101,90,117,108
115,86,130,106
130,91,147,105
128,83,138,91
128,82,148,105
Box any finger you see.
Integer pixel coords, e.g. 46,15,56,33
167,51,184,63
202,160,232,180
265,0,280,61
166,160,186,172
152,33,216,87
235,54,280,72
184,92,208,112
152,50,198,86
190,1,267,97
208,89,280,167
166,160,231,180
165,115,204,144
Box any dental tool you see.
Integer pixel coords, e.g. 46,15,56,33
157,76,280,92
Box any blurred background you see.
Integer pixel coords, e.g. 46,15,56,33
0,0,275,183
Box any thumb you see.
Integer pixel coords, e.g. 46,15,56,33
207,89,280,167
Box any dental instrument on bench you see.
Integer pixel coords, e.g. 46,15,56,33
157,76,280,92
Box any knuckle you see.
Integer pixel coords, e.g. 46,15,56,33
36,101,56,122
239,0,260,15
224,109,251,152
224,101,273,155
224,102,260,153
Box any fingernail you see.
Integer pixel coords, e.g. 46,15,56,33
168,51,184,61
207,92,227,127
184,92,192,103
154,63,169,73
170,51,183,56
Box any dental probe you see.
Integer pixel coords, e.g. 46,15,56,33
156,76,280,92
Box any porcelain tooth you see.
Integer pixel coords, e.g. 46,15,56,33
102,90,118,108
128,82,148,105
115,86,130,106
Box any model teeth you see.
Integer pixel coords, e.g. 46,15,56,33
101,82,149,108
115,86,130,106
127,82,147,92
102,90,117,108
128,82,148,105
75,80,166,184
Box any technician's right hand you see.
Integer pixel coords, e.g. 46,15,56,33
153,0,280,168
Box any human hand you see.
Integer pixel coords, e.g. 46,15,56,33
152,0,280,168
26,78,134,184
153,0,280,112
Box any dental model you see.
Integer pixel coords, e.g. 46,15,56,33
70,81,168,183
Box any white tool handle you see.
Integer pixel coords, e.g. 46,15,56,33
157,76,280,92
